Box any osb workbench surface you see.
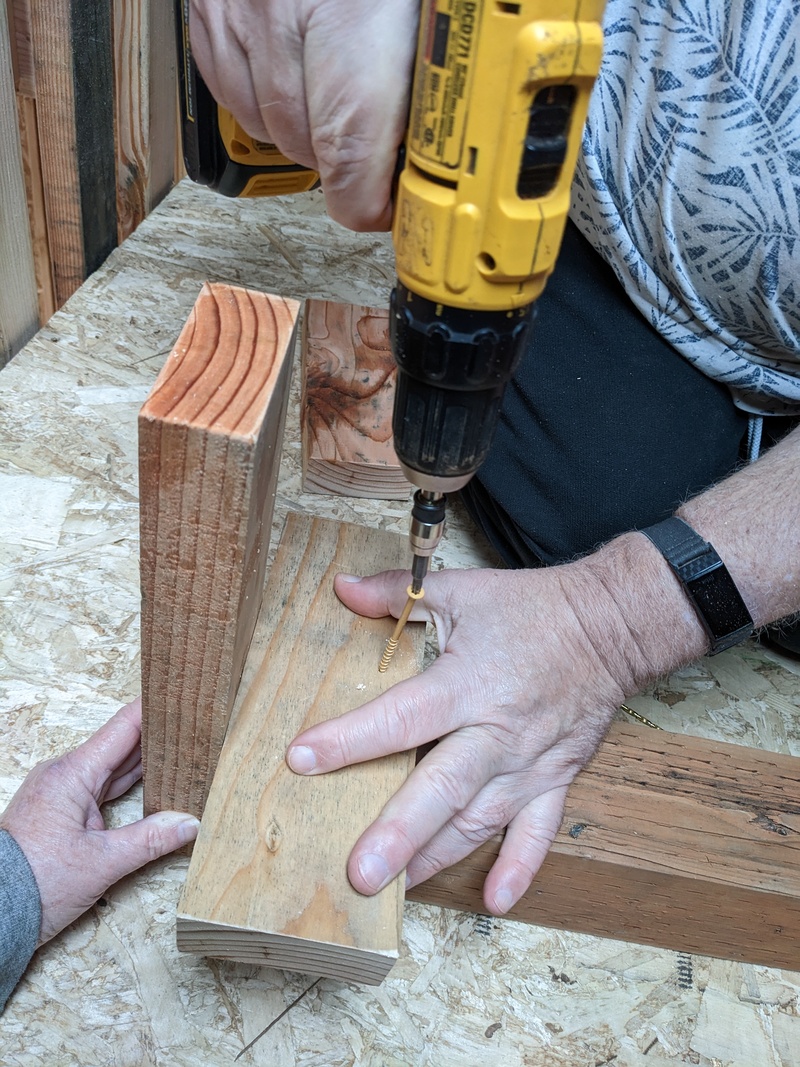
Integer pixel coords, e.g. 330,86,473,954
1,180,798,1067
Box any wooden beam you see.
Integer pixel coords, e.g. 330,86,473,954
0,0,38,364
139,283,299,818
177,513,425,985
301,300,410,500
408,721,800,970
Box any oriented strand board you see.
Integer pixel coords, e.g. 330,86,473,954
139,283,299,818
301,300,410,499
177,513,425,984
409,721,800,970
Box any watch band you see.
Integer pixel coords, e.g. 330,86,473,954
640,517,754,655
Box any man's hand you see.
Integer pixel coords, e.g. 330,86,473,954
188,0,420,230
0,699,199,946
286,556,661,915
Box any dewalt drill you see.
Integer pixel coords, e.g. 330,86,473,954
177,0,605,597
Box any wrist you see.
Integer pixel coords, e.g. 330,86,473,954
563,530,711,695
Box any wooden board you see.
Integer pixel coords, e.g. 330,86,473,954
301,300,410,499
177,513,425,984
113,0,177,242
0,0,38,364
409,720,800,970
139,283,299,818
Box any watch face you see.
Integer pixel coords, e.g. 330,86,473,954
688,564,753,647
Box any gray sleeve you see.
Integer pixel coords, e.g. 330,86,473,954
0,829,42,1012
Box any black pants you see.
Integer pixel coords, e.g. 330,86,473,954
461,221,753,568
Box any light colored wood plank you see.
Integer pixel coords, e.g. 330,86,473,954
0,0,38,364
177,512,425,984
408,721,800,970
140,283,299,818
15,92,56,324
301,300,410,500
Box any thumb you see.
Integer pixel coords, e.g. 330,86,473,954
334,569,434,622
100,811,200,882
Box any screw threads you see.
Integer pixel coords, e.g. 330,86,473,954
377,585,425,673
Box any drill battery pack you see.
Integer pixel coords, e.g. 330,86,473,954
175,0,318,198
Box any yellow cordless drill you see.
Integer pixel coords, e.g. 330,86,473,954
177,0,605,595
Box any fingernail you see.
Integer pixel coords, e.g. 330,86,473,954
493,887,514,914
286,745,317,774
337,573,362,583
157,812,201,844
357,853,391,892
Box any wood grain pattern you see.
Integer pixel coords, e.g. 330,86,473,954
139,283,299,818
0,0,38,364
301,300,410,500
177,513,425,984
409,721,800,970
27,0,85,304
113,0,177,242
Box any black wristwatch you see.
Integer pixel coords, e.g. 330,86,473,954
640,517,754,655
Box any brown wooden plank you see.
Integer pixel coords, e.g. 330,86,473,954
27,0,84,304
0,0,38,363
139,283,299,818
408,721,800,970
301,300,410,500
177,513,425,985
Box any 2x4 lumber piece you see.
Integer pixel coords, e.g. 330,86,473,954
177,513,425,985
139,283,299,818
301,300,410,500
408,721,800,970
0,0,38,364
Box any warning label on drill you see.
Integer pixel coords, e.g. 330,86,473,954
410,0,484,171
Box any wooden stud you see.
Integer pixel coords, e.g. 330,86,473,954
139,283,299,818
408,721,800,970
0,0,38,364
301,300,410,500
177,513,424,985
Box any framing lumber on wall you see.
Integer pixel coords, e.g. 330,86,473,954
301,300,410,500
177,513,425,984
0,0,38,365
139,283,300,819
409,720,800,970
1,0,179,344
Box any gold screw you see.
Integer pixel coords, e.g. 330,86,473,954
620,703,662,730
378,585,425,673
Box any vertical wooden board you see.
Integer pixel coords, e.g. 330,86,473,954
113,0,177,242
301,300,410,499
16,92,56,325
140,283,300,818
0,0,38,364
145,0,177,210
113,0,148,240
177,513,424,985
28,0,84,304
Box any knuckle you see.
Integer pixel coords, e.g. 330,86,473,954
450,806,507,847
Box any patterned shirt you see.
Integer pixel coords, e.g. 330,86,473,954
572,0,800,415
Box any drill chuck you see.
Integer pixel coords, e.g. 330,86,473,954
391,283,534,494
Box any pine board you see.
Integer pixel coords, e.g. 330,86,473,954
177,512,425,984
